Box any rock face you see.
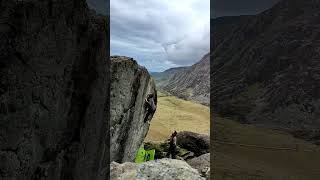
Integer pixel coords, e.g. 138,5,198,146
156,53,210,105
86,0,108,15
110,159,205,180
177,131,210,156
0,0,109,179
110,56,157,163
212,0,320,140
187,153,210,179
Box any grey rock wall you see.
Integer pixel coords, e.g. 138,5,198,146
110,159,205,180
187,153,210,179
0,0,109,179
110,56,157,163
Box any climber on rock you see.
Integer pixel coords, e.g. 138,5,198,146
144,93,156,123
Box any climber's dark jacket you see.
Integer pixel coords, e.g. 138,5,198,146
144,96,156,122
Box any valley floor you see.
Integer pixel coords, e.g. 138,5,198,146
145,91,320,180
145,91,210,141
213,116,320,180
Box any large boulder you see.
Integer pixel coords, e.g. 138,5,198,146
0,0,109,179
187,153,210,179
110,159,205,180
110,56,157,163
177,131,210,156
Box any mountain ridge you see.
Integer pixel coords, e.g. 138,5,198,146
153,53,210,105
211,0,320,142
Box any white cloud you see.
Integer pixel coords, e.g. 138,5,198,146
111,0,210,72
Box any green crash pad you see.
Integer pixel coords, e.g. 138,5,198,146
135,148,146,163
135,148,155,163
145,149,155,161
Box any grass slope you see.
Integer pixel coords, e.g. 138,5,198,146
145,91,320,179
145,91,210,141
213,116,320,180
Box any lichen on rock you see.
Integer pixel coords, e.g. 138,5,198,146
110,159,205,180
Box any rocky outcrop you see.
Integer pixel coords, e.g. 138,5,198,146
0,0,109,179
110,159,205,180
177,131,210,156
86,0,108,15
212,0,320,140
110,56,157,163
187,153,210,179
157,53,210,106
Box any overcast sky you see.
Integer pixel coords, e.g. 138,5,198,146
87,0,280,72
110,0,210,72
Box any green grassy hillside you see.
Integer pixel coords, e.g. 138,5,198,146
213,116,320,180
146,91,320,179
145,91,210,141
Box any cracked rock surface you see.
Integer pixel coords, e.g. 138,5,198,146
0,0,109,179
110,159,205,180
110,56,157,163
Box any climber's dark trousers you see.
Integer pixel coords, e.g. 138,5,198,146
144,102,155,122
144,109,155,122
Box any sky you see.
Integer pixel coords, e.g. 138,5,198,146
110,0,210,72
86,0,280,72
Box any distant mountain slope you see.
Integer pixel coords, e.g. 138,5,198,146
155,53,210,105
211,15,253,50
151,67,188,77
151,67,188,85
152,16,248,106
211,0,320,140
